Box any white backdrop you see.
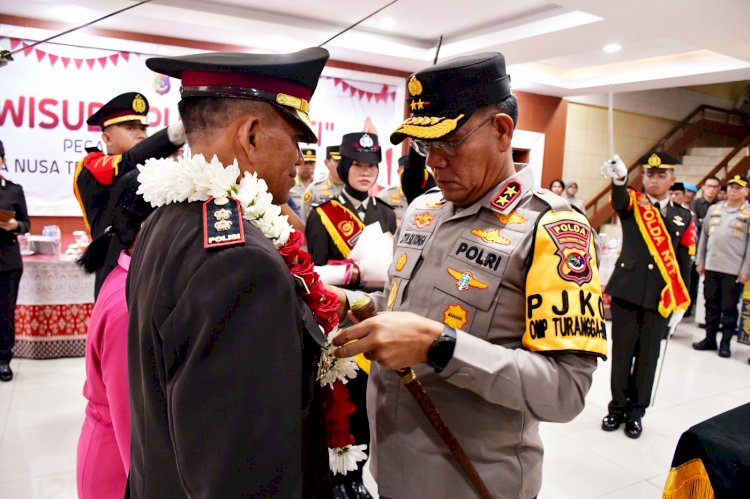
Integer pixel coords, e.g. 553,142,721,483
0,35,405,216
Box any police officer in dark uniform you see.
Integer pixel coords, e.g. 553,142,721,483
306,132,397,267
74,92,186,295
602,151,694,438
127,49,331,498
0,140,30,382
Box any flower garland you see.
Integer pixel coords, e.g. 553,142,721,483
137,153,365,475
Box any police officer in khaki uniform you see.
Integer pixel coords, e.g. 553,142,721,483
332,52,607,499
377,155,408,224
288,147,316,217
693,174,750,358
303,146,343,218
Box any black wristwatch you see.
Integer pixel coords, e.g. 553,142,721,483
427,326,457,373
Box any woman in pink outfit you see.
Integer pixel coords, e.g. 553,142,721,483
76,170,153,498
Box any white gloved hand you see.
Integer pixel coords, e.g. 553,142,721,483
167,120,186,146
600,154,627,180
668,309,685,329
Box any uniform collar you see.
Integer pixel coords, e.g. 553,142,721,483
447,166,533,220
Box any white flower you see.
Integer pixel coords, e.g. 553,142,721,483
319,331,359,388
328,444,368,475
136,154,293,245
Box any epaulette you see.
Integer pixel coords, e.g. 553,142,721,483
531,188,572,212
378,198,395,210
82,152,122,186
202,197,246,250
311,194,337,209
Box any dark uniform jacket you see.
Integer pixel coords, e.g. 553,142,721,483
75,128,180,294
0,178,31,272
305,193,397,266
127,202,329,498
606,184,693,309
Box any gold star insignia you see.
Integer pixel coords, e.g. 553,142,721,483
505,185,517,196
496,194,508,205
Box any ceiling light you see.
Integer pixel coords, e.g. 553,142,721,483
603,43,622,53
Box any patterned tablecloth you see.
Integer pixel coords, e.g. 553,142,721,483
12,254,94,359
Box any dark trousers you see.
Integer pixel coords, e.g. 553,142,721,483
703,270,743,336
0,268,22,362
608,297,668,419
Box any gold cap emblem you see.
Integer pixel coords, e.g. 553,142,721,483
407,75,423,97
132,94,147,114
647,153,662,167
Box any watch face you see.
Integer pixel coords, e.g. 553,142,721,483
428,327,457,372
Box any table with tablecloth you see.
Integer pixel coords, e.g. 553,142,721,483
12,254,94,359
663,402,750,499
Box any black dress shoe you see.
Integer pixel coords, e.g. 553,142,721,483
601,412,623,431
0,361,12,382
692,338,717,351
624,416,642,439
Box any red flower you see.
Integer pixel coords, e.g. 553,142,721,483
322,380,356,448
279,230,305,261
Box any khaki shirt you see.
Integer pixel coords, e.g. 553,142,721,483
697,201,750,276
301,177,343,219
362,167,601,499
288,177,311,218
377,185,408,225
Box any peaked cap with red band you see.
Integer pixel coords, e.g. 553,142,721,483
146,48,329,143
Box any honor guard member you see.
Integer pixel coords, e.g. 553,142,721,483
602,152,694,439
332,52,607,499
306,133,397,268
0,140,31,382
127,49,332,498
74,92,186,296
289,147,317,217
377,155,409,224
305,132,396,499
693,174,750,358
303,145,343,218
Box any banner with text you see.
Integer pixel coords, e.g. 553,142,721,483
0,35,404,217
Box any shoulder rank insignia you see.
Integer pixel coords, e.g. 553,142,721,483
203,197,246,249
447,268,488,291
490,180,522,212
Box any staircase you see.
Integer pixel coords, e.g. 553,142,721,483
678,146,748,186
585,105,750,230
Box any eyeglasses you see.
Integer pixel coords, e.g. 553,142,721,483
411,113,498,157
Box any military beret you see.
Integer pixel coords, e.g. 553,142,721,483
727,174,748,187
301,148,317,162
326,145,341,160
87,92,149,129
683,182,698,193
669,182,685,192
146,48,329,144
340,132,381,165
639,151,680,170
391,52,512,144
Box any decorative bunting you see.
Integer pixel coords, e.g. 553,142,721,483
1,37,132,71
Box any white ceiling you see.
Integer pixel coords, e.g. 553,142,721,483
2,0,750,96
